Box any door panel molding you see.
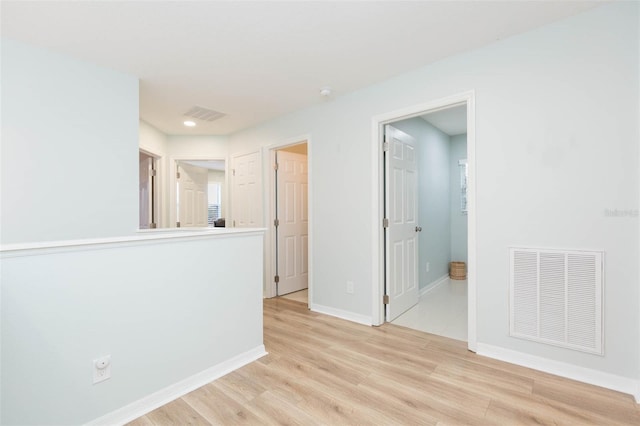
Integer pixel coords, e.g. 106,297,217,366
384,125,419,321
275,150,308,296
230,151,262,228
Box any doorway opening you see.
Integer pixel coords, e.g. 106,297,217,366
139,150,159,229
385,106,469,342
372,91,477,351
172,159,226,228
268,141,310,305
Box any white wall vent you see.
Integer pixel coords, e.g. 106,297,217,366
183,106,226,122
509,247,603,355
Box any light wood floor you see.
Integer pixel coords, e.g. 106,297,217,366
129,298,640,425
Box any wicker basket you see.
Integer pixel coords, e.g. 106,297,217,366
450,261,467,280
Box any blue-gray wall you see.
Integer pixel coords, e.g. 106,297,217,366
450,134,468,263
1,39,139,244
391,118,451,289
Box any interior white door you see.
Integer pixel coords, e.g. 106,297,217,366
385,124,419,321
231,151,261,228
275,151,308,295
177,163,208,227
139,153,153,229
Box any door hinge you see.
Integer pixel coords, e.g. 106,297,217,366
233,220,236,227
383,141,390,152
232,169,236,176
150,169,157,177
176,171,180,179
274,275,280,283
176,221,180,228
149,223,157,229
383,295,390,305
383,218,389,228
274,218,280,227
274,163,279,171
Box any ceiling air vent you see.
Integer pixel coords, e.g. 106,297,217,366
183,106,226,122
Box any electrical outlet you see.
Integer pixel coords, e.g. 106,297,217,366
346,280,354,294
93,355,111,384
426,262,430,272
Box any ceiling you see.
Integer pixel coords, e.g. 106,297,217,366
1,1,604,136
421,105,467,136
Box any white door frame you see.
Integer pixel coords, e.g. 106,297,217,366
139,148,162,229
371,91,477,352
169,156,228,228
264,135,312,304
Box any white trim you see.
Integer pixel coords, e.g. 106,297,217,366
0,228,266,258
419,274,450,297
476,343,639,402
371,115,385,326
264,135,312,302
465,94,477,352
86,345,267,426
138,147,165,228
264,145,277,298
310,304,372,326
370,91,477,353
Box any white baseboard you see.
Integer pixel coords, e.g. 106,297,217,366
476,343,640,403
86,345,268,425
419,274,450,297
310,303,372,326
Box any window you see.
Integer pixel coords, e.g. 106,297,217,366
459,159,468,214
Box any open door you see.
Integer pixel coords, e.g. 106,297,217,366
176,162,208,227
274,150,308,295
385,125,420,321
139,151,156,229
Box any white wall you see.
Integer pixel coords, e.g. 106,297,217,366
228,2,639,382
1,39,139,244
392,118,451,288
139,120,168,157
450,134,468,264
166,135,228,159
1,231,264,425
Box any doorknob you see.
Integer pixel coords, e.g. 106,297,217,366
415,226,422,232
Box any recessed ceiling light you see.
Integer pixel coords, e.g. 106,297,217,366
183,120,196,127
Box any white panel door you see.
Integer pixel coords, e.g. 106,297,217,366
231,151,261,227
275,151,308,295
177,163,208,227
385,125,419,321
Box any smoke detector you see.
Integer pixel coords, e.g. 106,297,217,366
319,87,332,97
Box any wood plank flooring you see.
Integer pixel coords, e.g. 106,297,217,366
129,298,640,425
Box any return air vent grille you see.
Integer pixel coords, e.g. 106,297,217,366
509,247,603,355
184,106,226,122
